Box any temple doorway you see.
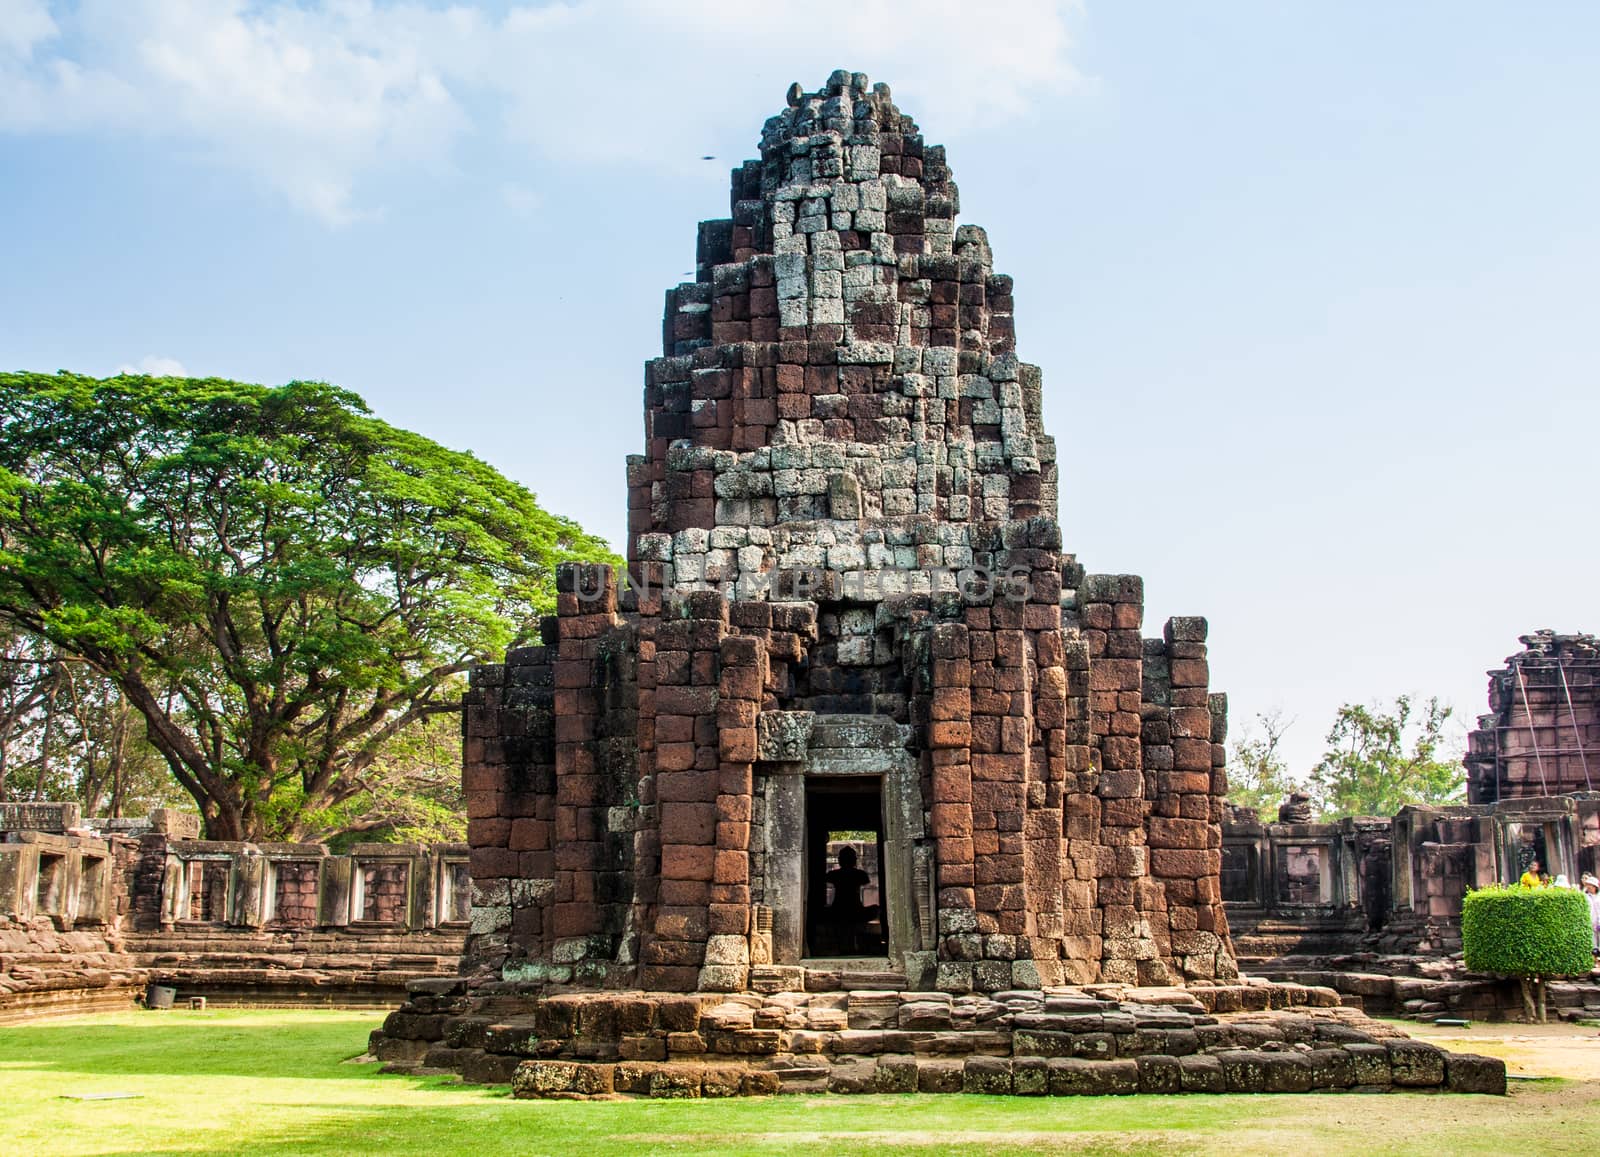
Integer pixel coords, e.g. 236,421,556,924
1506,821,1554,882
803,777,887,958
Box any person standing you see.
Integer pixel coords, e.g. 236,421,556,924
823,846,881,954
1582,874,1600,955
1519,859,1545,888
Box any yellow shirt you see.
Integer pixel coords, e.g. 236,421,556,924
1519,870,1546,888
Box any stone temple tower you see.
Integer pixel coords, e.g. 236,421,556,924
458,70,1238,997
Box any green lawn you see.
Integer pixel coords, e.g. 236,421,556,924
3,1008,1598,1156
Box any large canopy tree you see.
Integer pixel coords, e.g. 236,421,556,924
0,372,613,840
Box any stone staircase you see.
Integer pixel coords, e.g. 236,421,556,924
372,978,1509,1097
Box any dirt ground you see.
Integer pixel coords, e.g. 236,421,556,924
1399,1017,1600,1081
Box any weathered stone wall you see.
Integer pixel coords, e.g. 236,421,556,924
1222,794,1600,963
0,830,145,1020
455,71,1238,997
1221,631,1600,969
1213,633,1600,1023
0,816,470,1017
1466,631,1600,802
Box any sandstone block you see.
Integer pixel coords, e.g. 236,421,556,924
874,1055,920,1093
649,1068,703,1098
1444,1052,1507,1095
1046,1058,1139,1096
1136,1054,1182,1094
918,1059,966,1093
1012,1056,1049,1095
742,1070,781,1095
511,1060,577,1097
1387,1040,1445,1087
1178,1053,1226,1093
1259,1052,1314,1093
962,1056,1013,1095
1219,1050,1269,1092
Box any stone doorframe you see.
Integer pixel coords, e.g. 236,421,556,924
756,713,929,978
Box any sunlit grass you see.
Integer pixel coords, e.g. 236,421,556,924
3,1008,1597,1156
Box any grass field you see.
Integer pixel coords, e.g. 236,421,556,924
4,1008,1599,1156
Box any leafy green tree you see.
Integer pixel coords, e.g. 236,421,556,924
47,656,182,818
317,706,467,848
0,372,613,840
1308,695,1465,818
1226,710,1300,820
0,627,55,800
1,629,175,813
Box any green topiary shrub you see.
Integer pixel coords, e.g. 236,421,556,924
1462,885,1593,1021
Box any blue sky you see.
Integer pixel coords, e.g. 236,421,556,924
3,1,1598,780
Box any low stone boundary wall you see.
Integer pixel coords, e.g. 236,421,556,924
1244,955,1600,1023
0,912,144,1023
136,926,464,1008
0,914,465,1019
1,815,470,1019
372,979,1506,1097
0,979,146,1024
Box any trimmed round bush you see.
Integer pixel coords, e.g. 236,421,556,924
1461,885,1592,978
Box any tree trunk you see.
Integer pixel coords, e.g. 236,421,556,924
203,796,248,841
104,705,129,819
1536,976,1548,1024
34,676,56,799
1520,976,1537,1023
114,674,248,840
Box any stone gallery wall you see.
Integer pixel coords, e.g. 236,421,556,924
460,70,1236,997
1222,793,1600,959
0,809,469,1017
1220,631,1600,970
0,824,145,1019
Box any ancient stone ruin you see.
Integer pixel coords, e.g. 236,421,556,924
1465,630,1600,802
0,803,466,1020
1218,631,1600,1022
371,72,1504,1098
462,68,1233,997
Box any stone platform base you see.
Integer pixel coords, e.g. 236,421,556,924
128,927,464,1010
1243,953,1600,1023
0,978,145,1024
149,972,446,1009
372,978,1506,1097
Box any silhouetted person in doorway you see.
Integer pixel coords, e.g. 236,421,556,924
824,846,881,954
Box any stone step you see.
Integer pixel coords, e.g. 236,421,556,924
801,959,905,992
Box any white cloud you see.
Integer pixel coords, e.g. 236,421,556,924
0,0,56,59
0,0,468,223
435,0,1085,174
116,355,188,377
0,1,1084,224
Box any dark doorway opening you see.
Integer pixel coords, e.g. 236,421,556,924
1511,823,1550,882
1362,844,1391,932
804,777,887,958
